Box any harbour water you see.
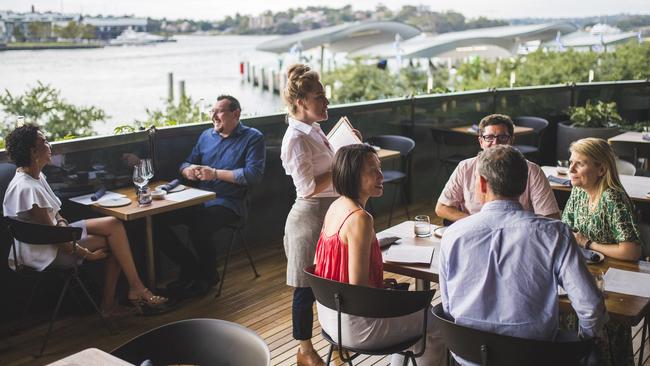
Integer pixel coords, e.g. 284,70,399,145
0,35,283,135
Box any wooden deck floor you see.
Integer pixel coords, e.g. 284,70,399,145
0,206,648,365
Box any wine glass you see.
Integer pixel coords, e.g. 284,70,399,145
132,164,148,191
142,159,154,182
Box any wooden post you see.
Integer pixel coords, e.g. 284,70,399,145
179,80,186,100
320,45,325,75
167,72,174,102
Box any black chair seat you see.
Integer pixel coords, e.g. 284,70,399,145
512,144,539,155
321,330,422,355
382,170,407,183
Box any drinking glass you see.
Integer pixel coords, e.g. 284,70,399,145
414,215,431,238
133,165,151,206
556,160,569,175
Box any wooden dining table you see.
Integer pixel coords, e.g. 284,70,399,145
88,181,215,288
541,166,650,203
378,220,650,364
377,148,400,161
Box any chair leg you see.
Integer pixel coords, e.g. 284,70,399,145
401,184,411,221
388,183,399,227
215,230,236,298
240,230,260,278
326,344,334,365
72,274,113,335
39,275,72,356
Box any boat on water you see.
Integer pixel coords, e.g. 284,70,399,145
109,29,175,46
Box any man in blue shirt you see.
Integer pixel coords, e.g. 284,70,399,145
439,145,606,365
156,95,265,297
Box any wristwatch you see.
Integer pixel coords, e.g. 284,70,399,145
585,240,593,250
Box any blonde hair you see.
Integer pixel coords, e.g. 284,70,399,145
569,138,626,198
283,64,321,115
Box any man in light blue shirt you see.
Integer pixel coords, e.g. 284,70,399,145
439,145,606,365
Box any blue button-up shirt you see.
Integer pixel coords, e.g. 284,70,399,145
440,200,606,364
180,122,265,217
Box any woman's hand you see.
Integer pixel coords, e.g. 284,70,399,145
351,128,363,141
80,247,109,261
573,231,590,248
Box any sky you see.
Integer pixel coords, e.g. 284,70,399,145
2,0,649,20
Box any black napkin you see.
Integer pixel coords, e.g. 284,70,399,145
160,179,181,192
470,124,479,132
90,186,106,201
548,175,571,186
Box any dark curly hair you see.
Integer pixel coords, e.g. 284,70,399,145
5,123,41,167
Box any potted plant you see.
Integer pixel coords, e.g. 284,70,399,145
556,100,623,160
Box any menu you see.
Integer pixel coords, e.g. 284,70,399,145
326,116,362,152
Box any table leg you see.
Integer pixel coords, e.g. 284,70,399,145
145,216,155,289
638,316,648,366
415,279,430,291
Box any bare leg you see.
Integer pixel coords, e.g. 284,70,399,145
83,217,147,298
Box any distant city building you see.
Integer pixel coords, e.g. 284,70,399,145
0,10,80,42
82,17,148,40
292,11,326,26
250,14,274,30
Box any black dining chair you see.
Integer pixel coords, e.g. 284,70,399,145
430,127,478,179
366,135,415,227
3,216,113,356
431,303,594,366
304,265,435,365
512,116,549,163
111,318,270,366
214,189,260,298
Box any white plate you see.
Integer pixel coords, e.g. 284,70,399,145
98,197,131,207
156,184,186,193
582,249,605,264
433,226,447,239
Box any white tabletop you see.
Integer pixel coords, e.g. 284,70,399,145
47,348,134,366
377,220,442,277
608,131,650,144
541,166,650,203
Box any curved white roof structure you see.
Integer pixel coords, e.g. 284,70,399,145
352,22,578,58
542,31,639,49
255,21,421,54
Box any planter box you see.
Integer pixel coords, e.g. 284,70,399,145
556,121,621,160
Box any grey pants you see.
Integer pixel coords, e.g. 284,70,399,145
283,196,335,287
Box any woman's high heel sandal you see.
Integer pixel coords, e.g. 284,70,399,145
128,288,168,315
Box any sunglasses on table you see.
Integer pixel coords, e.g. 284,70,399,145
480,134,512,143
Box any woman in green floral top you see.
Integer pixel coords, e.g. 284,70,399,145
562,138,641,261
561,137,642,366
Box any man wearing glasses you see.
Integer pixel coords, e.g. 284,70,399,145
156,95,266,298
435,114,559,222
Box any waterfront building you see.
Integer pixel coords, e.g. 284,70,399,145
82,17,148,40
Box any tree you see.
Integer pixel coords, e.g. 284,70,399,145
80,24,97,40
27,21,51,41
12,26,26,42
0,82,105,141
119,95,210,132
54,21,79,39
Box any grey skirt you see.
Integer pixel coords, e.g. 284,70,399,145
283,196,336,287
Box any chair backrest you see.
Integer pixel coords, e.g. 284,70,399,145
304,265,434,318
430,128,477,147
4,216,82,245
431,304,593,366
512,116,549,133
111,318,271,366
366,135,415,158
639,222,650,260
0,163,17,214
616,158,636,176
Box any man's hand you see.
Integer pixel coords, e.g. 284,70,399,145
182,165,200,180
195,166,218,181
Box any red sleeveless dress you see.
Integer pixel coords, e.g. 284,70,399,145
314,208,383,288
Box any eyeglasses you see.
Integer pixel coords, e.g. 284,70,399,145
480,134,511,143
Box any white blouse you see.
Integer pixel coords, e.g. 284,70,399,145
3,171,61,271
281,117,337,198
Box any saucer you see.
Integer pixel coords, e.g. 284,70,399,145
433,226,447,239
98,198,131,207
156,184,186,193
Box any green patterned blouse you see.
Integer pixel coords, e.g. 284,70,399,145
562,187,640,245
